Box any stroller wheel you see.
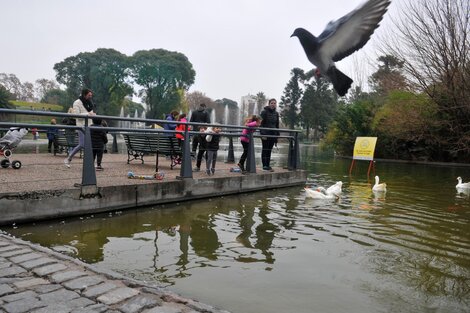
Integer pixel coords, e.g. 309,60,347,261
11,160,21,169
1,159,10,168
3,149,12,158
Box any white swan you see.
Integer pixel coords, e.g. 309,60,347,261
326,181,342,196
304,187,338,200
456,177,470,189
372,176,387,192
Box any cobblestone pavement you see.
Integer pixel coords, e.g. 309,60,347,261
0,233,230,313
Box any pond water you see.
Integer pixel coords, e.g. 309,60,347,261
4,145,470,313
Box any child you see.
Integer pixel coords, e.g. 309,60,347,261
175,113,187,147
90,118,108,171
205,126,221,175
46,118,59,154
238,115,261,172
193,126,208,171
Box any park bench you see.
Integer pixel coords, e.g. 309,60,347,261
55,130,79,156
122,132,182,171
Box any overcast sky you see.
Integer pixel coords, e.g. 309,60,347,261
1,0,400,104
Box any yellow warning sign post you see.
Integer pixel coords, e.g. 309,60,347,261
349,137,378,176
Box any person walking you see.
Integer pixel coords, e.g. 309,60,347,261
238,115,261,172
260,98,280,172
64,88,96,168
205,126,221,175
90,118,108,171
189,103,210,171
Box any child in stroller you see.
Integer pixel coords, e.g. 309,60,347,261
0,127,28,169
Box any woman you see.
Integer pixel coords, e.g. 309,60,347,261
64,88,96,168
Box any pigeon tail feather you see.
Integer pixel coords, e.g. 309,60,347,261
326,66,353,97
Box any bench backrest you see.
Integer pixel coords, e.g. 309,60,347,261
56,131,78,146
123,133,181,154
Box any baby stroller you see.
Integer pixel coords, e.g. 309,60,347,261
0,127,28,169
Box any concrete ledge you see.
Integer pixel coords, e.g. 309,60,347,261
0,170,307,225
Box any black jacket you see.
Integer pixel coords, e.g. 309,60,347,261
206,134,220,151
190,107,211,131
260,106,280,136
90,124,108,150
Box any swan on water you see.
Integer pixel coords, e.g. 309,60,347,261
372,176,387,192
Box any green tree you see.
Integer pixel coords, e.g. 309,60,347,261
255,92,267,115
279,68,305,129
300,77,338,142
41,89,72,109
54,48,132,116
372,91,440,160
0,85,14,121
324,99,377,156
131,49,195,119
369,55,408,95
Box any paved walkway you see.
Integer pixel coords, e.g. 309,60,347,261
0,233,230,313
0,153,286,194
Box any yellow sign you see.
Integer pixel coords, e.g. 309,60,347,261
353,137,377,160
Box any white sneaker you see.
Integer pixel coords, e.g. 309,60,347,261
64,158,71,168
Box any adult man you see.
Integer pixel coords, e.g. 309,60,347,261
189,103,211,171
260,98,280,171
64,88,96,168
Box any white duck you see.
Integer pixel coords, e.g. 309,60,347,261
456,177,470,189
372,176,387,192
304,187,338,200
326,181,343,196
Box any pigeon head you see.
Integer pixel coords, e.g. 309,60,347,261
291,28,319,56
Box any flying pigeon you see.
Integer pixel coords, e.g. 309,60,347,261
291,0,391,96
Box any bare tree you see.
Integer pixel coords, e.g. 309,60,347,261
0,73,22,100
382,0,470,160
35,78,59,101
185,91,214,112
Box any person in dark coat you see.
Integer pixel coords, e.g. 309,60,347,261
259,99,280,172
163,110,179,136
189,103,210,171
90,118,108,171
46,118,59,154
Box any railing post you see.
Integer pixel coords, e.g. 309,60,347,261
81,118,97,186
246,132,256,173
226,134,235,163
179,123,193,179
287,135,294,170
111,133,118,153
294,132,300,170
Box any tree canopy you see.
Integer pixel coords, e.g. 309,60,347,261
131,49,195,119
54,48,132,116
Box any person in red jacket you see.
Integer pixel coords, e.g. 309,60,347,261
175,113,188,147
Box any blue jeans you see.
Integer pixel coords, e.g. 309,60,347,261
68,130,84,160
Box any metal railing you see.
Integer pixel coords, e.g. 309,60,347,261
0,108,300,188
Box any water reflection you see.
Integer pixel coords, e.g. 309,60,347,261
4,146,470,313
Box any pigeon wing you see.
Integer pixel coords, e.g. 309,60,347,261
317,0,390,62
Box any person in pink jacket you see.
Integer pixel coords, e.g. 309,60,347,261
238,115,261,172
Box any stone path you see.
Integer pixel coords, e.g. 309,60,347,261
0,233,230,313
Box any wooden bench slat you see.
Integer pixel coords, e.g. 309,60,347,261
123,133,182,171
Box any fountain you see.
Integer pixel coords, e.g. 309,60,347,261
119,107,125,128
224,105,229,125
210,109,216,124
